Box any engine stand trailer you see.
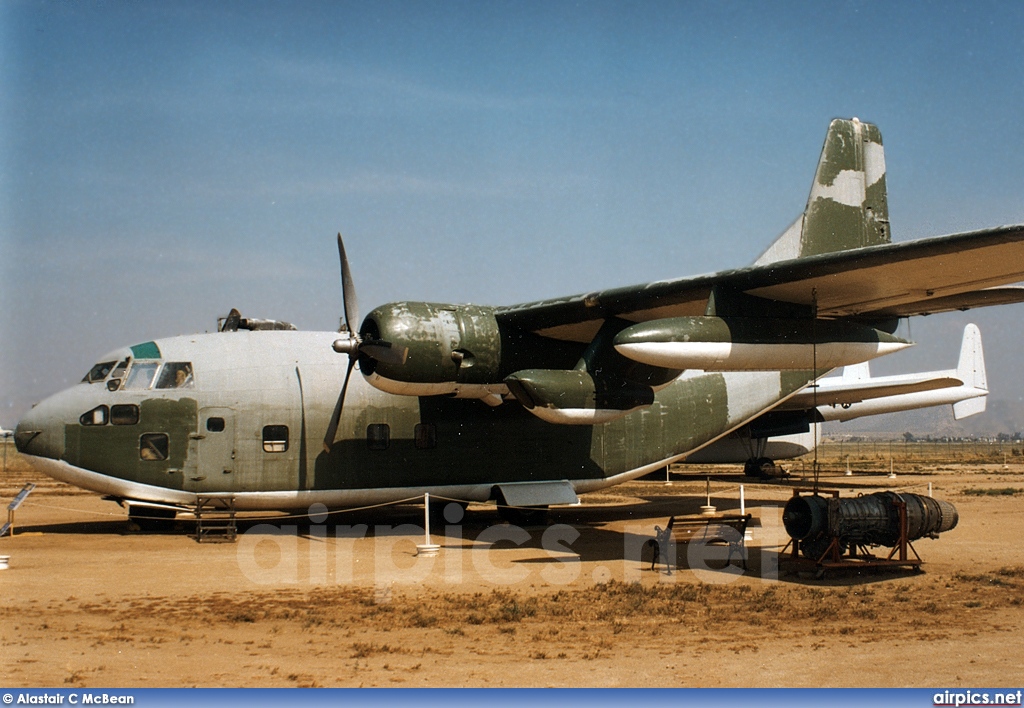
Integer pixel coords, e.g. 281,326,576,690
782,488,924,577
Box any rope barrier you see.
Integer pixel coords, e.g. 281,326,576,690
11,476,952,525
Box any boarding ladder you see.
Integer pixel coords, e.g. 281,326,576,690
192,496,237,543
1,483,36,537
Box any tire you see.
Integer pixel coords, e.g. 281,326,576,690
128,505,177,533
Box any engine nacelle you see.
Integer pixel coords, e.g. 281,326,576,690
613,316,911,371
504,369,655,424
359,302,506,399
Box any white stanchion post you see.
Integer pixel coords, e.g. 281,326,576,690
740,484,753,541
424,492,431,544
700,476,716,516
416,492,440,557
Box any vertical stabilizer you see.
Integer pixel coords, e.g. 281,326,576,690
953,324,987,419
754,118,890,265
841,361,871,381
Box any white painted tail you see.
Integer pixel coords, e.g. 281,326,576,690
953,323,987,419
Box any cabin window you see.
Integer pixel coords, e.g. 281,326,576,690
80,405,108,426
263,425,288,453
414,423,436,450
82,361,117,384
207,417,226,433
124,362,160,390
111,404,140,426
140,433,169,461
156,362,194,389
367,423,390,451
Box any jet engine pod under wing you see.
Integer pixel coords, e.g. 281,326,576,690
612,316,911,371
504,369,655,424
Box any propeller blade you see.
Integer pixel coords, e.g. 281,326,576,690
360,341,409,366
323,357,357,453
337,233,360,334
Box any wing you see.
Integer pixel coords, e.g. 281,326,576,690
497,225,1024,341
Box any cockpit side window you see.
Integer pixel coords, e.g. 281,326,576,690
155,362,194,389
107,359,130,391
124,362,160,390
82,361,117,384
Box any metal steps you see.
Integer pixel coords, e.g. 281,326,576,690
192,496,237,543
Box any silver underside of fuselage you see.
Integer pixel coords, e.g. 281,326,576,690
23,452,689,513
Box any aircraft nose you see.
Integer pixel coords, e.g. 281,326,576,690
15,396,67,461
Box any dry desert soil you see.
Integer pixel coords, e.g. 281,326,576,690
1,450,1023,687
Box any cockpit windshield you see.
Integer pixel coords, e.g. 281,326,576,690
121,361,195,391
123,362,160,390
82,361,117,384
156,362,194,389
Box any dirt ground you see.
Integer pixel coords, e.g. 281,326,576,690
1,450,1023,688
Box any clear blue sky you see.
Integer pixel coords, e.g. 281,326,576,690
2,1,1023,429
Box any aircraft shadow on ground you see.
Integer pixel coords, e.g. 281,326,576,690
13,497,929,586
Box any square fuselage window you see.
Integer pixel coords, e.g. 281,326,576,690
263,425,289,453
367,423,390,451
111,404,140,426
140,433,169,461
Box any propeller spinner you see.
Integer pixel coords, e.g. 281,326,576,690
323,234,408,452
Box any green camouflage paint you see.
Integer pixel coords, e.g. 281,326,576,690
64,397,197,489
801,119,890,258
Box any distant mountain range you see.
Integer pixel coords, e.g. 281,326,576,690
824,398,1024,437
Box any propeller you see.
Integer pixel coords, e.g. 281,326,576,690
323,234,409,452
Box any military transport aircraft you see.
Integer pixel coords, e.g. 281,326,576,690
692,323,989,475
13,118,1024,526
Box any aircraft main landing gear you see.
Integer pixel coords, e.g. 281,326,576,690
744,457,788,479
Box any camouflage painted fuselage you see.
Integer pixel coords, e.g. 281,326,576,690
17,330,813,510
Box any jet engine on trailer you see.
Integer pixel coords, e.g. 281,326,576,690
782,491,958,560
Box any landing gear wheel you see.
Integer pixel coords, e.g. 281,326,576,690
127,505,177,533
497,503,549,526
743,458,762,477
744,457,778,478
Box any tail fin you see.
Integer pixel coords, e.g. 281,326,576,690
841,361,872,381
953,323,988,419
755,118,891,265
